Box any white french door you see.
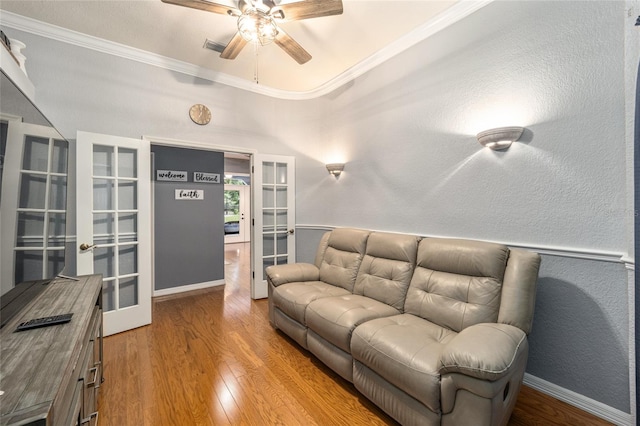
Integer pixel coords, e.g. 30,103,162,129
252,154,295,299
0,119,68,295
76,131,151,336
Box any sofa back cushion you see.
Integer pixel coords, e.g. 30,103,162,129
318,228,370,292
405,238,509,332
354,232,419,310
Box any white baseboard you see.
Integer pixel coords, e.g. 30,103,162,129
153,279,225,297
523,373,634,426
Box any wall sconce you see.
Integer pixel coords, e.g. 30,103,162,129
476,126,524,151
326,163,345,178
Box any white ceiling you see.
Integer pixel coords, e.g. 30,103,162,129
0,0,490,98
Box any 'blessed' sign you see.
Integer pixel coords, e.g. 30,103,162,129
194,172,220,183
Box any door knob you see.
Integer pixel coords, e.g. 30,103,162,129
288,229,295,235
79,243,96,251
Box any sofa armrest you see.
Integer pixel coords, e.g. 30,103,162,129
265,263,320,287
439,323,527,381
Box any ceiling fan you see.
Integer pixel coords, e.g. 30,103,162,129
160,0,344,64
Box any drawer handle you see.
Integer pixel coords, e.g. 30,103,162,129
87,366,99,387
80,411,98,425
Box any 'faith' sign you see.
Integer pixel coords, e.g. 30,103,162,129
175,189,204,200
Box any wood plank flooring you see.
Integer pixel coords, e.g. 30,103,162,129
97,242,613,426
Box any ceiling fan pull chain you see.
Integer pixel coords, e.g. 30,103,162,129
254,42,259,85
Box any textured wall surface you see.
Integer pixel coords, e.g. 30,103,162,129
5,0,632,417
293,1,631,413
297,1,626,253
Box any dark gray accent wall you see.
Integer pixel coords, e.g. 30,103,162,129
151,145,224,291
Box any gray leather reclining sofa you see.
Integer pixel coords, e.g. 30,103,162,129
266,228,541,426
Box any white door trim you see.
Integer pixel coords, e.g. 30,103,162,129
142,135,258,294
143,135,257,157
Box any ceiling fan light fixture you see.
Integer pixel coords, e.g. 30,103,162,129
238,8,278,45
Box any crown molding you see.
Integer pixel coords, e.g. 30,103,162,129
0,0,493,100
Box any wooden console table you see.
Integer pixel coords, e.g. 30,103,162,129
0,275,103,426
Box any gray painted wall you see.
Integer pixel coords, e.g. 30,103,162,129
4,0,633,417
152,145,224,290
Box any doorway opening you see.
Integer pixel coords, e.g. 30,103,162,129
147,136,296,302
148,140,255,302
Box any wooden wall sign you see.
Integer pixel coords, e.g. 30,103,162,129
175,189,204,200
157,170,187,181
194,172,220,183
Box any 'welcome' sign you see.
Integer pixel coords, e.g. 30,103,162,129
157,170,187,181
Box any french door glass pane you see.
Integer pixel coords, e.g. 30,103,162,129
47,213,66,245
263,234,274,257
276,163,287,184
19,173,46,209
263,162,274,184
262,257,274,280
47,250,65,276
263,187,274,208
276,187,287,207
263,210,274,232
103,279,115,311
118,181,137,210
93,179,114,210
94,213,115,245
15,251,42,282
276,210,287,231
119,245,137,275
118,148,137,178
276,233,287,255
22,136,49,171
49,176,67,209
94,246,115,278
93,145,114,176
118,213,137,242
119,276,138,308
51,139,68,173
16,212,44,246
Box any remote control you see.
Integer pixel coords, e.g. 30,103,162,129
15,313,73,332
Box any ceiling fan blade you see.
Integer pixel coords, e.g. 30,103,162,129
275,0,343,21
160,0,240,16
220,32,248,59
274,29,312,64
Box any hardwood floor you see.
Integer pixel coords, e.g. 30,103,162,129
97,242,613,426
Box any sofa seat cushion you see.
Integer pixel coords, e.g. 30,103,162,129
272,281,350,324
351,314,457,413
306,295,401,353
